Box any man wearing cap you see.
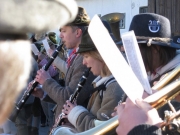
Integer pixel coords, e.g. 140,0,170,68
34,7,96,125
116,13,180,135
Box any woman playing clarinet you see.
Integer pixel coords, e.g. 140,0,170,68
61,30,124,134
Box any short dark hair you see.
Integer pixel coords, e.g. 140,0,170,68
71,25,88,34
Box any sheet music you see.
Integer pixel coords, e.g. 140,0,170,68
88,15,144,104
42,38,50,53
31,43,39,55
122,31,152,95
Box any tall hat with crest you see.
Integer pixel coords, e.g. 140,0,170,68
129,13,180,49
0,0,78,124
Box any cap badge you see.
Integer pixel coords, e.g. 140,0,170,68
177,38,180,43
148,20,160,33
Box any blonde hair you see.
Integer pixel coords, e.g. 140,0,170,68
0,40,31,124
82,50,111,77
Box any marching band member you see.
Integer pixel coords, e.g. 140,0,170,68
117,98,163,135
33,7,96,129
61,30,124,134
116,13,180,135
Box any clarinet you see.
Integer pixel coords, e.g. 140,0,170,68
49,68,91,135
9,44,63,123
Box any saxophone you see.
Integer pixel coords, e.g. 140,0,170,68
51,65,180,135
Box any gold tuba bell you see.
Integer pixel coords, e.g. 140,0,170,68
101,13,125,41
51,65,180,135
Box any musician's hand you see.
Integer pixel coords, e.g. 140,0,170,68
62,100,77,117
32,85,44,98
142,89,158,99
35,69,51,85
47,48,55,57
27,80,34,92
116,98,162,135
111,106,118,117
52,63,57,70
61,118,71,125
38,52,47,62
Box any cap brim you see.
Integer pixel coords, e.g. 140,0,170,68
67,22,90,26
76,47,96,54
118,37,180,49
0,0,78,34
115,41,123,46
137,40,180,49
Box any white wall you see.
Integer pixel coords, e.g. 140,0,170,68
76,0,147,34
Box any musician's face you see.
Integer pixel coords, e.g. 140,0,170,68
60,26,82,49
82,53,103,76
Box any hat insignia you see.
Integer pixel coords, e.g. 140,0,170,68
148,20,160,33
177,38,180,43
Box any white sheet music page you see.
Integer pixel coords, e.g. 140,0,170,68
88,15,144,104
31,43,39,55
42,38,50,53
122,31,152,95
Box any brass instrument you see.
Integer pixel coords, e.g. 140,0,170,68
51,65,180,135
101,13,125,41
34,32,60,54
47,32,60,46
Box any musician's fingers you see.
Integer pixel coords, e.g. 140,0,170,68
63,104,71,113
28,81,33,89
117,103,125,116
66,100,74,107
40,68,45,72
61,113,68,119
37,70,41,74
61,122,66,125
35,75,39,82
142,91,150,99
135,99,152,111
63,104,68,110
153,81,158,86
111,106,118,117
62,109,67,114
114,106,117,111
111,111,117,117
74,100,77,106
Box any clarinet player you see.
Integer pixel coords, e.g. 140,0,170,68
60,30,124,134
32,7,96,133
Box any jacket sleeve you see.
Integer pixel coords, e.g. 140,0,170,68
53,56,67,75
43,94,56,104
42,56,88,110
75,82,124,132
127,124,162,135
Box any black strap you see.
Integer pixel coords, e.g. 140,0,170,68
91,77,116,99
91,84,106,94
